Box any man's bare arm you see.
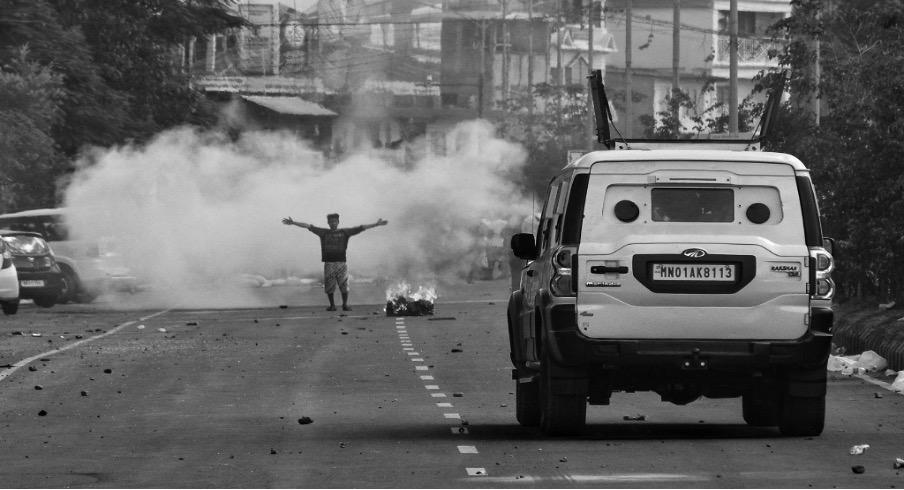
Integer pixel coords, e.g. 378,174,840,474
361,218,388,230
282,217,312,229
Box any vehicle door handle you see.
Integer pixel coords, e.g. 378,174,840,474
590,266,629,274
526,270,536,277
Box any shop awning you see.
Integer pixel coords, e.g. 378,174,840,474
242,95,337,117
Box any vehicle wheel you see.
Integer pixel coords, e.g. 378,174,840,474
539,348,586,436
1,299,19,315
515,378,541,427
32,296,56,308
778,395,825,436
75,289,98,304
742,392,779,427
778,368,826,436
58,266,77,304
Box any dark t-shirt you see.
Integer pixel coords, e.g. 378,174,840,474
309,226,365,262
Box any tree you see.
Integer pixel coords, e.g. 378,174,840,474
764,0,904,303
0,47,66,211
498,82,592,197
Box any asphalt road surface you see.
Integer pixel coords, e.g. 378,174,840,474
1,279,903,488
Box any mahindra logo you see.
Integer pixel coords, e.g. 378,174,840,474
682,248,707,258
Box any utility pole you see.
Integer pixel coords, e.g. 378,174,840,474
556,0,563,85
479,19,487,118
502,0,510,100
528,0,534,117
729,0,738,136
625,0,633,138
672,0,680,136
586,0,595,149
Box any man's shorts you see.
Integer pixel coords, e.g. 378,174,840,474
323,261,349,294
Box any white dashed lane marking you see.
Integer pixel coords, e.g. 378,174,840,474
394,316,485,477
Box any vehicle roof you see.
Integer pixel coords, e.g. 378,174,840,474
566,149,808,171
0,229,44,238
0,207,65,219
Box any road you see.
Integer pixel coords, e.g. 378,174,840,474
0,279,902,488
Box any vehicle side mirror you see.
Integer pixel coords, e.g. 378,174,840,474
511,233,537,260
823,237,836,257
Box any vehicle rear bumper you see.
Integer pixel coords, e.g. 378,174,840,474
545,304,833,370
17,272,63,299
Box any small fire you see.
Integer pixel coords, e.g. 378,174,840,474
385,281,437,316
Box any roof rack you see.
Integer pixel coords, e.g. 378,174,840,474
588,69,788,152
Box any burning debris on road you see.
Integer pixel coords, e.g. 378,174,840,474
385,282,437,316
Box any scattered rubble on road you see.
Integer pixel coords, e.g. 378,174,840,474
849,444,870,455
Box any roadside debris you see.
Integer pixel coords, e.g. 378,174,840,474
157,328,167,333
890,371,904,392
894,457,904,469
37,410,47,416
186,321,198,326
849,444,870,455
852,465,866,474
298,417,313,425
827,350,888,375
623,414,646,421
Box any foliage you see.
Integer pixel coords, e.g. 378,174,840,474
640,81,759,138
763,0,904,302
0,0,246,211
0,47,66,211
497,83,592,197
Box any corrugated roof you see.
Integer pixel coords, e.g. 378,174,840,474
242,96,337,117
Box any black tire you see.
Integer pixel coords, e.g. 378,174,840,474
75,289,98,304
778,368,827,436
58,266,77,304
1,299,19,315
539,348,586,436
515,378,541,427
32,296,56,308
742,392,780,427
778,395,825,436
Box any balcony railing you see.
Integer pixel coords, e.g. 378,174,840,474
714,35,786,66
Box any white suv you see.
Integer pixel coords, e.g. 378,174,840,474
508,143,835,436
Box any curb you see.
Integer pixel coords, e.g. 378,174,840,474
833,317,904,372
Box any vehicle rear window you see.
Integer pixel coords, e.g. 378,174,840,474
651,188,734,222
2,235,50,255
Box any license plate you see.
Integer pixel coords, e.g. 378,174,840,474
20,280,45,288
652,264,736,281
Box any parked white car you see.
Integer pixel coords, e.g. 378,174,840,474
0,238,19,315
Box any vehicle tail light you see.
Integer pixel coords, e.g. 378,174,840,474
809,247,834,300
1,247,10,270
550,246,577,297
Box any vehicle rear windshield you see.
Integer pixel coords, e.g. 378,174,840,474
651,188,734,222
2,235,50,255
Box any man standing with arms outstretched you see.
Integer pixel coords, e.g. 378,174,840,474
282,213,388,311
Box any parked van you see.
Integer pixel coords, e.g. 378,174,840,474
0,208,136,303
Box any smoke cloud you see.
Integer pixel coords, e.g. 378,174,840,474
63,121,531,308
